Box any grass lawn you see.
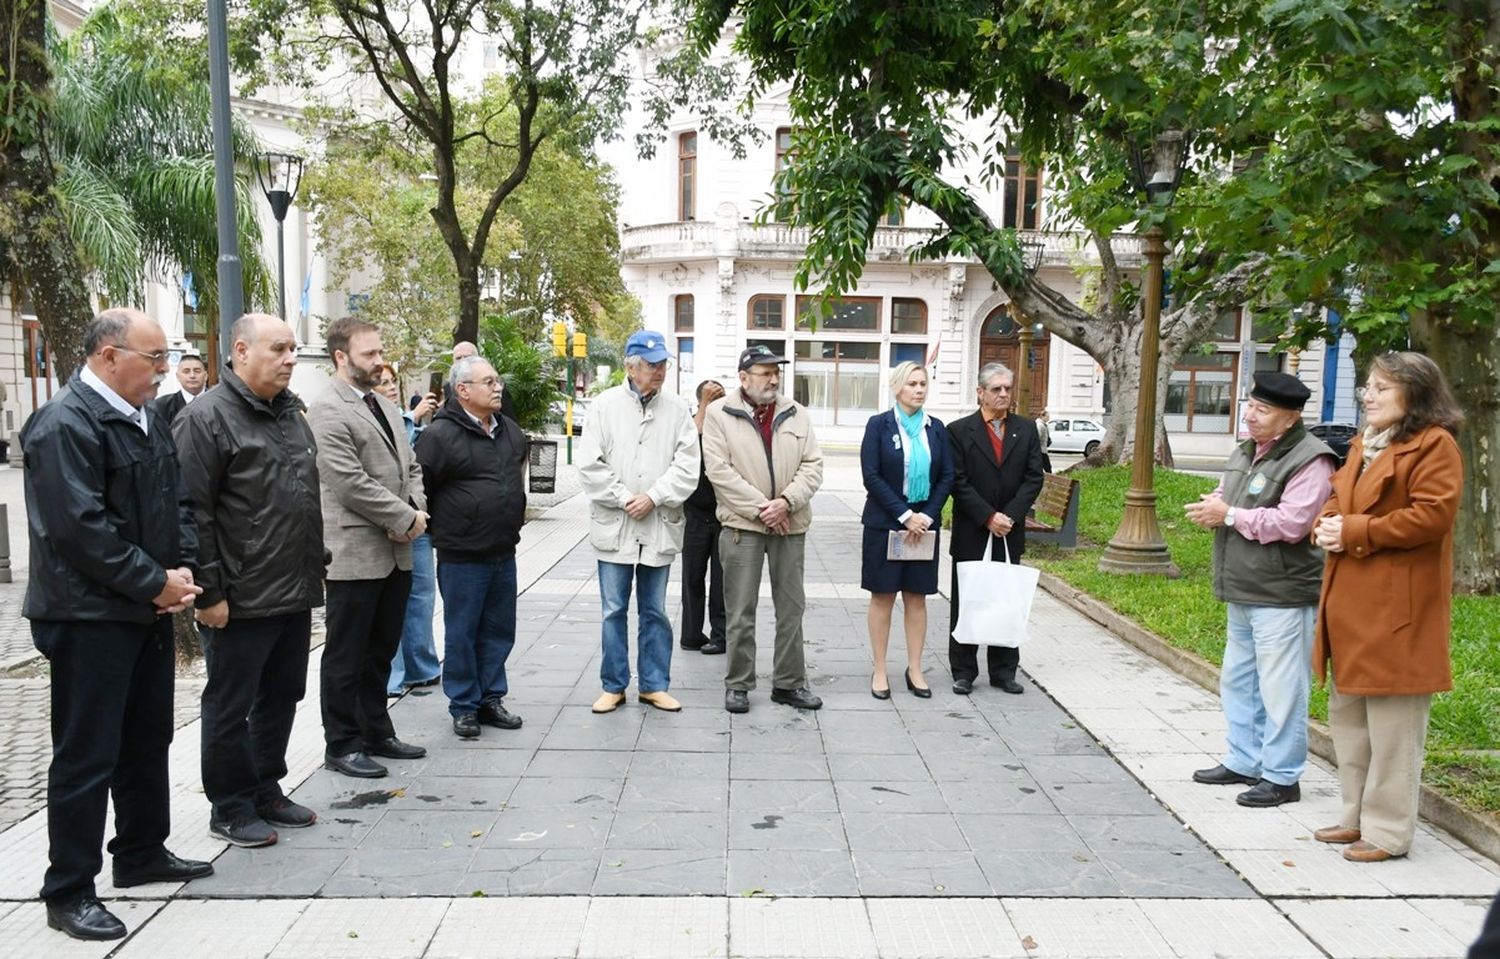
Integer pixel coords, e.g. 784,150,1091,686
1020,464,1500,817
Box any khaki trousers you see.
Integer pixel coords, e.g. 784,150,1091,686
720,528,807,691
1327,684,1432,855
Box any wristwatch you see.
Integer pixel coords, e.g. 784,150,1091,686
1224,507,1237,528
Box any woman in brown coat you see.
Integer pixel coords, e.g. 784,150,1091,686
1311,351,1464,862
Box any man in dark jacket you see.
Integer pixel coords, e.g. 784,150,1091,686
22,309,212,941
150,352,207,427
174,313,326,849
947,361,1045,695
416,355,528,739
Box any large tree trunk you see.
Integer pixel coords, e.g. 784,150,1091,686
0,0,93,383
1415,321,1499,594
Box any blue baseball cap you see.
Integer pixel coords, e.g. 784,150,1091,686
624,330,673,363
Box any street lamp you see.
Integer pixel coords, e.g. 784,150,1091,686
254,152,304,322
1011,234,1046,414
1098,129,1188,577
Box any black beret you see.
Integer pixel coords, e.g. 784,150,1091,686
1250,371,1311,411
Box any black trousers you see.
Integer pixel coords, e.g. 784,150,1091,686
681,507,726,645
32,618,174,904
200,611,310,822
322,571,411,755
947,555,1021,684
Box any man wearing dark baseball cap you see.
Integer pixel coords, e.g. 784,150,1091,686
1185,370,1337,808
702,341,824,714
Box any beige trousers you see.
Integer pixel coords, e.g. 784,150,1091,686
1327,684,1432,855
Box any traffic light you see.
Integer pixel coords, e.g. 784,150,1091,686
572,331,588,359
551,321,567,357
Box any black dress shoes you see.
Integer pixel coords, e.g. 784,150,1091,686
1192,763,1260,787
325,751,389,778
701,640,726,655
770,686,823,710
905,669,932,699
364,737,428,760
680,634,708,650
112,850,214,888
453,713,481,739
991,676,1024,695
478,700,523,730
724,689,750,713
952,678,974,695
1237,779,1301,807
46,896,126,941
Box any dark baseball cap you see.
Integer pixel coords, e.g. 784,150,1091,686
738,344,789,371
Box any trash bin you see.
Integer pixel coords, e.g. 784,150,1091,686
529,439,558,494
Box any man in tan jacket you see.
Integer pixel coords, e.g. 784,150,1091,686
702,345,824,713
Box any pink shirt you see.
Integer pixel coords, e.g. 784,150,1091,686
1212,436,1336,545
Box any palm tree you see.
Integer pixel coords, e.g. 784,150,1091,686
2,3,271,379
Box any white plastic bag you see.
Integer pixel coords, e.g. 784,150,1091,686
951,536,1039,648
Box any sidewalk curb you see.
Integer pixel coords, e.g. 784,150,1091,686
1039,570,1500,865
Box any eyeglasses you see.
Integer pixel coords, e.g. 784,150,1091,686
982,384,1013,394
110,345,171,365
461,377,501,389
1355,384,1393,401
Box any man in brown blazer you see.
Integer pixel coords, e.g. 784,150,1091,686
308,316,429,779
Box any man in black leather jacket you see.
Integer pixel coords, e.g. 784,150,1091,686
174,313,326,849
22,309,212,941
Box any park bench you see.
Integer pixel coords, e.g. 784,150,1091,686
1025,472,1080,549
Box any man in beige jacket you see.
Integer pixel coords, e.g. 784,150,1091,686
703,345,824,714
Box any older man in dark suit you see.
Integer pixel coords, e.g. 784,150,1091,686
309,316,429,779
946,361,1045,695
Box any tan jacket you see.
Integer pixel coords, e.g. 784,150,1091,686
307,378,425,581
1313,425,1462,696
702,389,823,534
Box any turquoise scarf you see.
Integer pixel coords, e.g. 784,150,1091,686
896,406,931,504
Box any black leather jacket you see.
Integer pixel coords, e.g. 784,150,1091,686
415,399,528,562
173,367,325,617
21,374,197,624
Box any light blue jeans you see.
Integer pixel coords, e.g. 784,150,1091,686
598,561,673,694
388,533,440,693
1220,603,1316,786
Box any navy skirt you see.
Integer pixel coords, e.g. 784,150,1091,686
860,525,941,595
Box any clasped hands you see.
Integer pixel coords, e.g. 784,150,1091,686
758,497,791,535
902,512,933,544
1312,513,1345,553
153,567,202,615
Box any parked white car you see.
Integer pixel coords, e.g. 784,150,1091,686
1047,417,1106,456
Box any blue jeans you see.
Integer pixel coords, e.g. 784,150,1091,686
437,556,517,716
388,533,440,694
1220,603,1316,786
598,561,673,694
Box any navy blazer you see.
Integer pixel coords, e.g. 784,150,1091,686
860,409,955,529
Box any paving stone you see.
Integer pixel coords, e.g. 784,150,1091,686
1279,898,1471,958
729,752,830,781
1408,898,1496,947
730,778,838,814
187,847,349,898
1095,850,1255,899
416,748,534,778
425,897,590,959
1045,781,1172,817
1001,898,1176,958
606,810,727,850
590,850,726,895
358,808,499,850
954,813,1088,853
976,849,1124,897
1068,813,1204,854
576,896,727,958
835,780,950,814
464,847,602,896
507,776,621,809
266,898,448,959
728,810,849,851
728,897,875,959
853,849,992,897
525,748,631,779
823,752,934,782
399,775,518,811
618,776,729,812
628,750,730,780
843,812,969,853
112,899,309,958
1219,847,1392,897
937,776,1057,815
0,899,165,959
867,898,1029,958
727,850,860,897
319,846,478,897
486,805,615,848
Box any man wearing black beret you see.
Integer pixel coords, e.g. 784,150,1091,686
1184,372,1338,807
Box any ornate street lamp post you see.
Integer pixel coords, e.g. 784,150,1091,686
254,152,305,322
1011,235,1046,416
206,0,242,364
1098,130,1188,577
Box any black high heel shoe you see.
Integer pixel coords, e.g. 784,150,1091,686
905,669,932,698
871,674,892,700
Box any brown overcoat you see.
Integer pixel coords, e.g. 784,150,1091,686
1313,425,1463,696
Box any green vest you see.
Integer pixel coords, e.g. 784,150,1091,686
1211,424,1334,607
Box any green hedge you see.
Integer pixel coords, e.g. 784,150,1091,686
1024,465,1500,816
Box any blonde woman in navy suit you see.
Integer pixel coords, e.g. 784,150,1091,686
859,362,954,699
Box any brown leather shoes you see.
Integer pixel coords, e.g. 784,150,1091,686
1343,839,1399,862
638,691,682,712
1313,825,1361,844
592,691,627,714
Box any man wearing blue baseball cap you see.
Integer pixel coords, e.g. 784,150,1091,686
578,330,701,713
